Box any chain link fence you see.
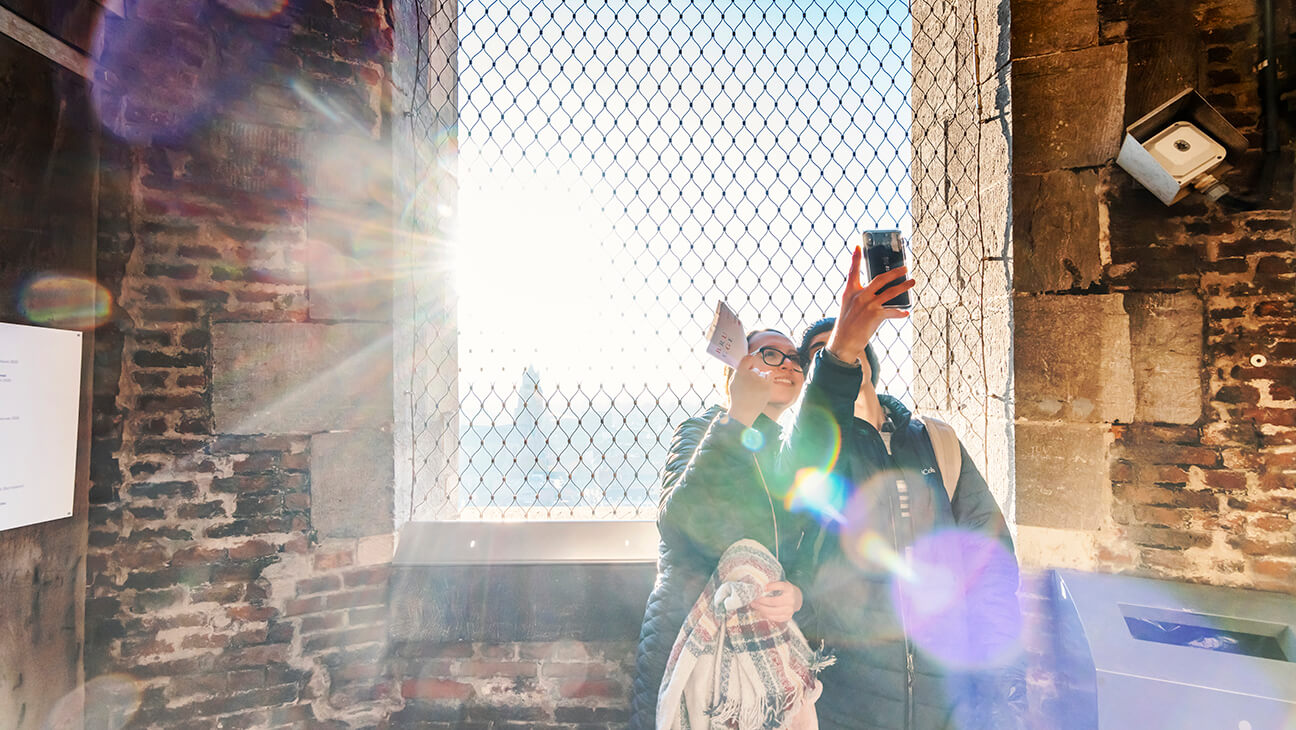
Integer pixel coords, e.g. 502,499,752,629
402,0,995,520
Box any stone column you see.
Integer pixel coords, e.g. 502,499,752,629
910,0,1016,517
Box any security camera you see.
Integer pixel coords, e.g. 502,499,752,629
1115,88,1248,205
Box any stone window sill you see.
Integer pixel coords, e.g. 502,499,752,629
389,521,658,643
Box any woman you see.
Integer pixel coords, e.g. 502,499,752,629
629,329,812,730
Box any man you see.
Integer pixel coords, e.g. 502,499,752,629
787,248,1026,730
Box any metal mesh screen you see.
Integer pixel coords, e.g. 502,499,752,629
403,0,990,520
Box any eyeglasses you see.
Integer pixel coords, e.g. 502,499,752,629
757,347,804,372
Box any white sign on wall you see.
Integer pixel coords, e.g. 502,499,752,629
0,322,83,532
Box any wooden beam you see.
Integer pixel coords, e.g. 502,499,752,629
0,4,92,79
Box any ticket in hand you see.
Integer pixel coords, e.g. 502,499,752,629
703,300,745,368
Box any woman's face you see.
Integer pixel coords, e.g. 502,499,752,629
747,330,805,410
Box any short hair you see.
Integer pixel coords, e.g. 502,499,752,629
798,316,881,386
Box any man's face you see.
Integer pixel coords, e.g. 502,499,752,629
806,330,872,384
805,331,831,363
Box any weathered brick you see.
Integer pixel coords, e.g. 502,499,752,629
554,705,630,723
301,612,347,634
323,586,386,610
402,678,474,701
284,596,328,617
1131,505,1190,528
136,393,205,411
191,583,245,604
229,539,277,559
128,461,165,477
116,545,170,569
1258,472,1294,492
456,660,540,678
205,517,294,538
1228,535,1296,558
177,684,300,718
331,661,387,683
233,452,279,473
172,546,228,566
1253,515,1293,533
556,678,624,699
234,493,284,517
314,548,356,571
131,480,198,499
137,307,201,323
177,501,227,519
1123,526,1213,550
296,575,342,595
342,565,391,588
1202,470,1249,491
302,624,387,652
213,643,292,669
212,475,294,494
1253,558,1296,581
1213,384,1260,404
211,556,278,584
134,438,205,455
120,637,176,658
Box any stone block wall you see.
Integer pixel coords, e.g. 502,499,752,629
909,0,1017,520
1007,0,1296,594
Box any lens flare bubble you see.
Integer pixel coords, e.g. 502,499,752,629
92,0,289,145
786,468,847,524
793,403,842,471
216,0,289,18
888,529,1022,671
740,427,764,452
18,274,113,330
854,531,916,583
42,674,141,730
837,469,910,569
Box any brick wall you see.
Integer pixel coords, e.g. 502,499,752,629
84,1,408,727
1008,0,1296,594
390,641,635,728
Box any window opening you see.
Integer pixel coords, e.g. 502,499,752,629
413,0,918,519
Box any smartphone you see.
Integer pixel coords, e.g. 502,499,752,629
863,230,912,309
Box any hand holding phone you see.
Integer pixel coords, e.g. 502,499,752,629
863,230,913,309
824,244,915,366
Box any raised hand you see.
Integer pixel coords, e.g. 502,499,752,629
825,245,915,366
726,352,775,427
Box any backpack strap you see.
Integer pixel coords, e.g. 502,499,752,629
918,415,961,503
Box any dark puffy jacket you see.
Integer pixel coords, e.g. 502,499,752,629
789,352,1025,730
628,406,809,730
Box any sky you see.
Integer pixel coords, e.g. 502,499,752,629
451,0,914,421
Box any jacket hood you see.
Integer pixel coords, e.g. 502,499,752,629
878,393,912,432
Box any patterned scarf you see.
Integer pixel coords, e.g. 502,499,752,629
657,539,834,730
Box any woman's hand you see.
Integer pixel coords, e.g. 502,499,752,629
750,581,802,624
726,353,774,427
825,246,915,365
